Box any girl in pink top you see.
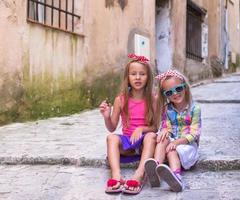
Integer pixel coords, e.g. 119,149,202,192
99,54,157,195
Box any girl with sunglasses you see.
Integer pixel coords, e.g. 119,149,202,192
144,69,201,192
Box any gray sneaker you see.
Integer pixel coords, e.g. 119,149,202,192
144,158,160,187
155,164,183,192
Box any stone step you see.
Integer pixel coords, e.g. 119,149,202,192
1,156,240,171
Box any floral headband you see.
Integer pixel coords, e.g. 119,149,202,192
128,53,149,64
155,69,184,84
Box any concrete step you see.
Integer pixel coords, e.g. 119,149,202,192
1,156,240,171
0,103,239,170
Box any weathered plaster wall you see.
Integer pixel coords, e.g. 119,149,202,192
0,0,86,123
201,0,222,59
0,0,25,113
170,0,187,73
196,0,240,66
84,0,156,76
184,0,216,81
0,0,156,123
227,0,240,55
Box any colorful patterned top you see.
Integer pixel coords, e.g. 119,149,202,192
159,102,201,144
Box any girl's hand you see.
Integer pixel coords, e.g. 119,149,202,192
166,142,177,153
130,127,143,144
99,100,111,118
157,130,169,143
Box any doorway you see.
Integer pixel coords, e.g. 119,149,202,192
155,0,172,73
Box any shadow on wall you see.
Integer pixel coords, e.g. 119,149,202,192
0,71,121,125
210,56,224,78
227,53,240,73
105,0,128,10
0,72,24,116
211,53,240,75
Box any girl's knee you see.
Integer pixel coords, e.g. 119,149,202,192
106,134,120,144
157,141,168,149
144,132,157,141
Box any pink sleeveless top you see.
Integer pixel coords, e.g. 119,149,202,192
120,96,147,137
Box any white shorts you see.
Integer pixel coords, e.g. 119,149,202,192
176,142,199,170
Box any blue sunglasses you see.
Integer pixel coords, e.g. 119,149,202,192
163,83,186,97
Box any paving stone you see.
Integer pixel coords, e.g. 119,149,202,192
0,165,239,200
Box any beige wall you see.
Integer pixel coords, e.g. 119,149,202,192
203,0,222,59
227,0,240,55
84,0,156,76
0,0,27,110
0,0,156,113
0,0,85,111
190,0,222,60
170,0,187,73
192,0,240,64
165,0,239,81
170,0,212,81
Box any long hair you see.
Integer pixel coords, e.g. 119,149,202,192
155,70,192,129
120,60,155,127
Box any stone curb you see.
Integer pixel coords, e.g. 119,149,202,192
0,156,239,171
190,72,240,88
0,156,106,168
196,100,240,103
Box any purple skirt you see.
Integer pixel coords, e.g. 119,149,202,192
118,134,145,163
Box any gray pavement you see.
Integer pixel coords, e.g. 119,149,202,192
0,73,240,200
0,165,240,200
192,74,240,103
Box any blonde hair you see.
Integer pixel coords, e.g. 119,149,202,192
155,70,192,129
120,60,155,127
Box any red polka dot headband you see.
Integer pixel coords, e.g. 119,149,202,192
155,70,184,84
128,53,149,64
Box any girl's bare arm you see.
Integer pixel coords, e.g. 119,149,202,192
103,97,121,132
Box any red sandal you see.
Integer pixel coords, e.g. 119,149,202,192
105,178,125,194
122,179,143,195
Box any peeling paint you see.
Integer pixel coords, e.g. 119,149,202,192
1,0,18,23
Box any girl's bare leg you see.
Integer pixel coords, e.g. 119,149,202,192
166,150,181,172
106,134,122,189
156,150,183,192
154,138,169,164
128,132,156,191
